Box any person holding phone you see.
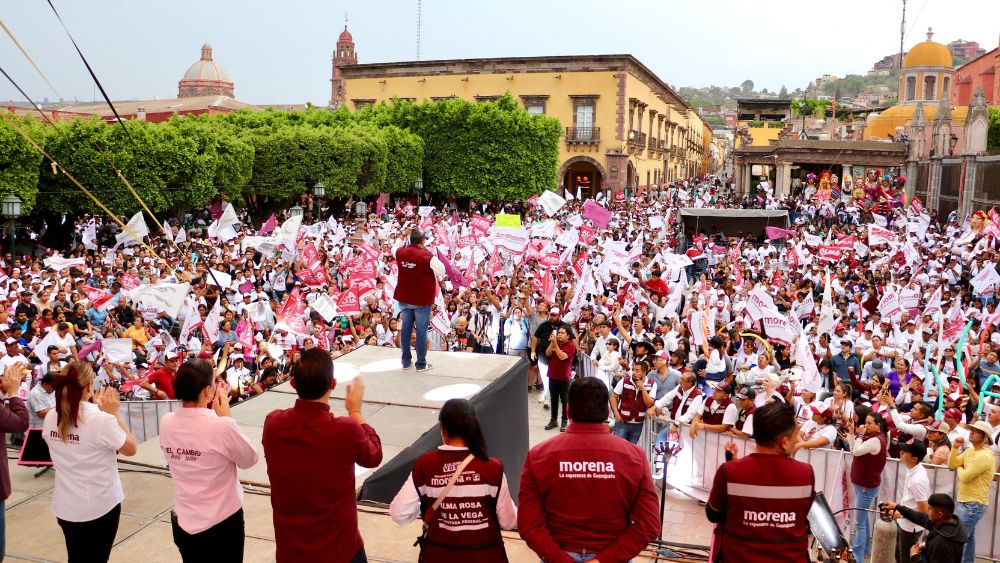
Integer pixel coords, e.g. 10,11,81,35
43,361,138,563
159,360,259,562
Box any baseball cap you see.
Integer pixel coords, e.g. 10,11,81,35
810,405,833,420
734,386,756,401
709,381,731,393
164,351,179,361
899,440,927,460
944,408,963,421
234,343,244,350
197,351,213,360
4,337,17,346
549,307,560,315
927,419,950,433
835,323,845,331
946,392,962,403
653,350,670,360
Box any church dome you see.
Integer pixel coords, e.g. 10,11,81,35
182,43,232,82
178,43,234,98
339,27,353,42
903,29,953,68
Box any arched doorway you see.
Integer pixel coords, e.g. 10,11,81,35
626,161,636,195
558,156,606,199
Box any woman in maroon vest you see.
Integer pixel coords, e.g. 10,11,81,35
846,411,888,560
389,399,516,563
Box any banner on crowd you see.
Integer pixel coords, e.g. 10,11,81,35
127,282,190,318
971,265,1000,294
582,200,611,229
490,227,530,254
761,308,795,345
745,286,776,322
867,224,895,246
495,214,521,228
817,245,841,263
43,255,87,271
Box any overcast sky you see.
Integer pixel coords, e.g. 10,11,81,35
1,0,998,105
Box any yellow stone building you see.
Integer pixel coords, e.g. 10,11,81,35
339,54,711,196
864,28,968,140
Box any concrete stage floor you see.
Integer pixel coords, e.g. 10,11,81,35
3,347,712,562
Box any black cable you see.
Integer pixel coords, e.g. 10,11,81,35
45,0,132,142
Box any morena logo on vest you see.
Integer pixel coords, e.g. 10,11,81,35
743,510,796,529
558,460,617,480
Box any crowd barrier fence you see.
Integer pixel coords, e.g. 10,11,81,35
640,421,1000,560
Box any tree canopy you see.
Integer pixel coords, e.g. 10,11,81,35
0,92,558,216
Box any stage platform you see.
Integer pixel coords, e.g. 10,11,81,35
2,346,711,562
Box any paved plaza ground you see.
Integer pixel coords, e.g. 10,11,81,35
2,387,712,563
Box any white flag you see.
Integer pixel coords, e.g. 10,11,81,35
82,224,97,250
796,329,822,393
127,282,190,318
537,190,567,217
817,273,835,336
175,227,187,244
310,294,339,322
101,338,134,364
279,215,303,238
114,211,150,246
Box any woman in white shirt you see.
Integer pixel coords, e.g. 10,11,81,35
43,361,137,563
595,338,622,390
159,360,258,562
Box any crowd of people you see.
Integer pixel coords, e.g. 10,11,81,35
0,168,994,562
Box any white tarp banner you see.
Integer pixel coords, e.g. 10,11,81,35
127,282,190,318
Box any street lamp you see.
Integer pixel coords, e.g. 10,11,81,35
2,193,21,258
313,181,325,219
413,177,423,203
289,204,303,218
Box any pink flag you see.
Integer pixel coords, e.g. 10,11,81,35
437,248,469,289
258,213,276,235
336,288,362,316
376,193,386,216
277,288,309,335
582,200,612,229
764,226,797,240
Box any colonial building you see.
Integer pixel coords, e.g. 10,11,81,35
951,35,998,107
178,43,234,98
339,53,711,196
329,26,357,108
864,28,967,140
735,98,792,147
56,96,258,124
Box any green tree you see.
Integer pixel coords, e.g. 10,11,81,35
0,112,44,213
988,107,1000,150
741,80,755,94
779,85,789,97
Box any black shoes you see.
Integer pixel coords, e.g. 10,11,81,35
416,364,434,372
545,420,558,430
560,420,567,432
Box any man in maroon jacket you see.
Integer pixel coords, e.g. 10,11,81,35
0,364,28,560
706,401,815,562
262,349,383,563
519,377,660,563
393,229,445,372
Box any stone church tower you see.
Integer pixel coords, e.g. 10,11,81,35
330,26,357,107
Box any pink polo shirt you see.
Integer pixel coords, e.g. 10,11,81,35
159,407,259,534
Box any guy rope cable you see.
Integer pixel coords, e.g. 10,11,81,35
5,8,180,250
0,111,163,262
0,17,60,99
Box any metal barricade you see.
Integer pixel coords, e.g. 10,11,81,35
644,422,1000,560
118,400,181,443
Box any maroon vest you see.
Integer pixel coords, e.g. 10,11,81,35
393,245,436,306
702,397,733,426
850,433,887,488
411,449,507,563
670,387,703,420
619,376,654,423
736,406,756,432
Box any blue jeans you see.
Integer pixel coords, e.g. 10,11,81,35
956,501,986,563
851,484,879,558
399,303,431,369
613,421,644,444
